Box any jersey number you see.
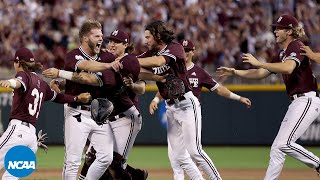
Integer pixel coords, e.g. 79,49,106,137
28,88,43,118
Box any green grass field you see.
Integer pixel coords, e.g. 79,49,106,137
28,145,320,180
36,146,320,169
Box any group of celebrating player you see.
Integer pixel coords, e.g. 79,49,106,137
1,14,320,180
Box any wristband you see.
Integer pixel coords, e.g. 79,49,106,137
8,79,17,88
58,70,73,80
152,97,160,104
229,92,241,101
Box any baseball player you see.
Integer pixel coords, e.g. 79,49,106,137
77,29,148,180
149,39,251,180
42,20,122,180
136,20,220,180
300,45,320,63
217,15,320,179
0,48,91,179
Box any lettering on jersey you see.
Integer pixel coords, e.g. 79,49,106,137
152,65,170,74
300,116,320,141
75,55,85,61
189,78,198,87
17,76,23,80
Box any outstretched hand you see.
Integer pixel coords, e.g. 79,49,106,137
216,67,235,77
240,97,251,109
242,53,261,67
42,68,59,78
37,130,48,153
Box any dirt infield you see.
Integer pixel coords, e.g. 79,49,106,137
2,168,315,180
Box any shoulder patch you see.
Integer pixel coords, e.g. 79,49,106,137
75,55,85,61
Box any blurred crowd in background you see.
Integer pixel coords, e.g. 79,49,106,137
0,0,320,83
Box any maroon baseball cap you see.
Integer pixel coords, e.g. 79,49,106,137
14,47,35,62
107,29,129,43
179,39,195,51
272,15,299,28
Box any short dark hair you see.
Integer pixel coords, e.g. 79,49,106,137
145,20,174,44
79,20,102,43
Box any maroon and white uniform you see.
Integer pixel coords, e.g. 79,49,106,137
265,40,320,180
100,53,142,161
140,42,221,180
0,71,77,179
62,47,114,180
187,63,219,99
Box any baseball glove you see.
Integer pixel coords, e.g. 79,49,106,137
91,98,114,125
165,74,185,99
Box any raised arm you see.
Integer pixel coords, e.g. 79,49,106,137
300,45,320,64
77,60,122,72
242,53,296,74
217,67,271,80
0,79,22,89
138,56,167,67
43,68,101,86
138,72,165,82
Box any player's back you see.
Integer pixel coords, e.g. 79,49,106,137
10,71,54,126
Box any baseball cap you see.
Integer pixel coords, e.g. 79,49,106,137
107,29,129,44
179,39,195,51
272,15,299,28
14,47,35,62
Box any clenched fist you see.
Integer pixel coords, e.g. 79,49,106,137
76,93,92,103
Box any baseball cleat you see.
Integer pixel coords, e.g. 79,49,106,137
142,170,148,180
315,165,320,176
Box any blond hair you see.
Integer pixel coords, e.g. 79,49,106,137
291,26,305,39
79,20,102,43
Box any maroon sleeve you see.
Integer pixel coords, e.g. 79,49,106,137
200,69,219,91
136,51,152,58
53,93,77,104
42,83,76,104
285,40,304,67
161,43,186,64
120,55,141,82
100,52,116,63
15,71,30,92
64,50,86,72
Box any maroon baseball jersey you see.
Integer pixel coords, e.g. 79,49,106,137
10,72,75,126
138,42,191,99
100,54,141,115
271,40,318,96
187,63,219,99
64,47,115,103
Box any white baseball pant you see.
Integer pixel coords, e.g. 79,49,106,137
166,91,222,180
0,120,38,180
62,105,113,180
264,92,320,180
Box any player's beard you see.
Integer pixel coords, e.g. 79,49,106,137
88,39,99,55
149,43,160,54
